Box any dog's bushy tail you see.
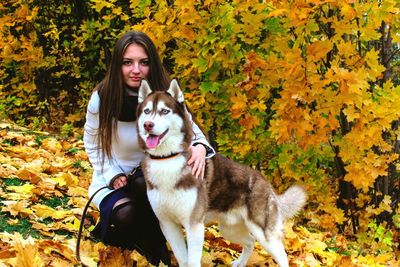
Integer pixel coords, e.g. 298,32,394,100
278,185,307,220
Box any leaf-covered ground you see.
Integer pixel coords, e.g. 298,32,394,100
0,120,398,266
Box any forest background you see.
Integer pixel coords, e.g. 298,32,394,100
0,0,399,266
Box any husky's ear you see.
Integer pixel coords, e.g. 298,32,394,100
138,80,152,103
167,79,184,103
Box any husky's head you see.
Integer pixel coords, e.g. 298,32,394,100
137,79,193,156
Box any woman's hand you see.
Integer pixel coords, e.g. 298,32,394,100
113,175,128,189
187,144,206,180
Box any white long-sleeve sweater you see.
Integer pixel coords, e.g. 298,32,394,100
84,91,215,208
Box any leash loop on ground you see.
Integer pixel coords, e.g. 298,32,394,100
76,185,108,265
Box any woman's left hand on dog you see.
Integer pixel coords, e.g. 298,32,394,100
187,144,206,180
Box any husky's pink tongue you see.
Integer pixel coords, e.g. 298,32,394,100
146,135,160,149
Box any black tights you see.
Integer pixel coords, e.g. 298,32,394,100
110,197,171,266
91,172,171,266
111,199,135,229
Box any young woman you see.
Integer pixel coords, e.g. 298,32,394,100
83,31,215,266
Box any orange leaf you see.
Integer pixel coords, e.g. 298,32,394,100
230,93,248,119
14,234,44,267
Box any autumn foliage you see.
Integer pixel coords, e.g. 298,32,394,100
0,0,399,266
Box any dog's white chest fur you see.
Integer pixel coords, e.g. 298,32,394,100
146,156,197,225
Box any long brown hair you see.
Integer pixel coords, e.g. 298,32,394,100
95,31,170,162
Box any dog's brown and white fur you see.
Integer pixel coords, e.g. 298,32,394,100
137,80,306,267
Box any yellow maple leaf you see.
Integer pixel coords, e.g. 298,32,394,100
249,99,266,112
1,200,33,217
38,239,76,263
52,171,78,187
270,118,291,143
41,137,63,154
307,40,333,62
364,49,386,80
307,239,327,255
7,183,34,195
342,106,360,122
16,168,41,184
359,24,381,41
341,2,357,20
344,168,374,192
31,204,72,220
13,234,44,267
337,41,357,58
230,93,248,119
90,0,114,13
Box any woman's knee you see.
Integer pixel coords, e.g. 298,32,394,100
111,200,136,229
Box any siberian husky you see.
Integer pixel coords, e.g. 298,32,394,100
136,80,306,267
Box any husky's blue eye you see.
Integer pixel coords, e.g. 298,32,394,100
144,108,151,114
161,109,170,115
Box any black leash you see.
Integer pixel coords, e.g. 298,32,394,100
76,185,108,264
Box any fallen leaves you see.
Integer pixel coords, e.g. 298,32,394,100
0,120,399,266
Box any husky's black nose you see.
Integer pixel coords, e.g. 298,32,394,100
144,121,154,131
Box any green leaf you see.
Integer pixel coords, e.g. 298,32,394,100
199,81,219,93
192,58,208,73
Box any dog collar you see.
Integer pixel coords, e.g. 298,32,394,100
149,152,181,160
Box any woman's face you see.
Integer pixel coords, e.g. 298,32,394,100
121,43,150,90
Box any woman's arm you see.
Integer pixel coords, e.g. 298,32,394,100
83,92,124,188
185,111,216,179
187,112,216,158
